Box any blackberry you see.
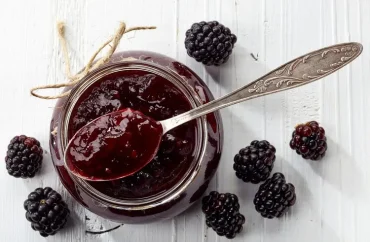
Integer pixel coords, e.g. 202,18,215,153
233,140,276,184
254,173,296,219
24,187,70,237
185,21,237,66
202,191,245,239
5,135,43,178
289,121,327,160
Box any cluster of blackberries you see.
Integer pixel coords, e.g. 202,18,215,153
4,135,70,237
203,121,327,239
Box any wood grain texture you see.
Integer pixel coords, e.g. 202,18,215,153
0,0,369,241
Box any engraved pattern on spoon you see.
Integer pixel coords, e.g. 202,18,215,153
248,44,360,93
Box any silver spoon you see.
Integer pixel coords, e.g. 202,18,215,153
65,42,362,181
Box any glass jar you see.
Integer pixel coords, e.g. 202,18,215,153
50,51,223,223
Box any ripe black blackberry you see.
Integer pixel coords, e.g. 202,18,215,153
289,121,327,160
24,187,70,237
233,140,276,184
5,135,43,178
185,21,237,66
254,173,296,219
202,191,245,239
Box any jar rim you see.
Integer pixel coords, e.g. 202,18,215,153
58,59,209,209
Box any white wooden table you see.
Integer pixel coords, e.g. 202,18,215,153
1,0,369,241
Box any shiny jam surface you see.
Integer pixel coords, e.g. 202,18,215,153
66,108,163,181
69,70,196,198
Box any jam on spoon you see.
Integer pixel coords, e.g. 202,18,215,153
65,108,163,181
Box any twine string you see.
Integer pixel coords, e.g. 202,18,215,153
30,22,156,99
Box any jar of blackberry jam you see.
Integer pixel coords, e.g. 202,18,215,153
50,51,223,223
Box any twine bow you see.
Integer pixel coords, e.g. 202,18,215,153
30,22,156,99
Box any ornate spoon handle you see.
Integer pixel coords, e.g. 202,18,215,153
161,42,362,133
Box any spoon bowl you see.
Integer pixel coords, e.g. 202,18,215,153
65,108,163,181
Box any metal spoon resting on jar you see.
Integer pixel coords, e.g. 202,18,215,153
64,42,362,181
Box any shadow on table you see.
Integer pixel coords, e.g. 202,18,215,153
204,44,268,90
309,135,367,201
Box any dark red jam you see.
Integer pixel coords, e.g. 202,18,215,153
69,70,196,198
66,108,163,181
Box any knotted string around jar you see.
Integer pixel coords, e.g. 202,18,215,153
30,21,156,99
